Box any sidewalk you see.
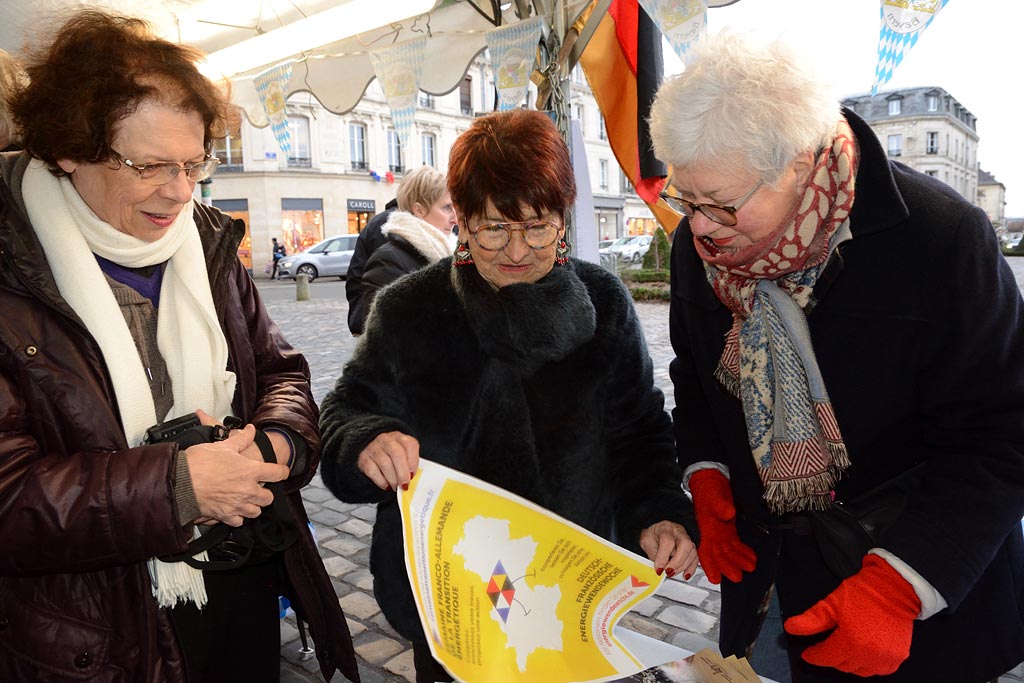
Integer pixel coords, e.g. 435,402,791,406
264,280,1024,683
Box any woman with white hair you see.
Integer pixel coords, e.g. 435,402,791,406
650,32,1024,682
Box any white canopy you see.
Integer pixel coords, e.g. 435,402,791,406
0,0,739,127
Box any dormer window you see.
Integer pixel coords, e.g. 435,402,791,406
887,97,902,115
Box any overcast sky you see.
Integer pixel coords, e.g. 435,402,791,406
663,0,1023,217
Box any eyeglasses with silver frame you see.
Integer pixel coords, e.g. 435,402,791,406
467,220,561,251
113,151,220,186
659,177,764,227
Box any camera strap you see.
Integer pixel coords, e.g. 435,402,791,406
161,428,300,571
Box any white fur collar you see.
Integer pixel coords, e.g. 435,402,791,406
381,210,455,263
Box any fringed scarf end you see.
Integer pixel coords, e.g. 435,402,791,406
715,362,741,398
763,472,839,515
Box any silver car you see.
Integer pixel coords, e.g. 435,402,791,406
276,234,359,282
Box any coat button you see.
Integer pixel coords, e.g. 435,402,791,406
25,345,38,357
73,652,93,669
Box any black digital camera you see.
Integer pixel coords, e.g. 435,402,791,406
144,413,241,447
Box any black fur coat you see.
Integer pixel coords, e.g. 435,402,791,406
320,257,695,641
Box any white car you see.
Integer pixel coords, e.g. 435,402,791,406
276,234,359,282
607,234,652,263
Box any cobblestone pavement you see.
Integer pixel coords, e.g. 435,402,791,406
265,265,1024,683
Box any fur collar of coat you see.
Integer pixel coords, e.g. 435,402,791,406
450,260,597,373
380,210,454,263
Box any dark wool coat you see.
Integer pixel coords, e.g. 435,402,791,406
320,258,696,642
346,208,393,335
349,233,429,334
0,152,358,683
670,110,1024,681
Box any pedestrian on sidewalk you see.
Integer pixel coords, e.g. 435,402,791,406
270,236,287,279
0,10,358,683
319,108,698,683
650,31,1024,682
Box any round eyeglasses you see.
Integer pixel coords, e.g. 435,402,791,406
467,220,561,251
659,178,764,227
112,151,220,186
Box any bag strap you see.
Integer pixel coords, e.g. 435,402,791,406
250,429,300,552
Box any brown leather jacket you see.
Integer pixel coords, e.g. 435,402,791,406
0,152,358,682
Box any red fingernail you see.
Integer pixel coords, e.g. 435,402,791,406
684,573,692,581
402,483,409,491
665,568,675,577
385,485,392,491
410,471,415,479
655,567,663,576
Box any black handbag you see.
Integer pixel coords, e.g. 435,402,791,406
807,464,926,579
146,414,300,571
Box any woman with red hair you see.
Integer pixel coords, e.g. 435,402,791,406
320,108,698,682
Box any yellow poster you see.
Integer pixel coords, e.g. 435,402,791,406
400,459,688,683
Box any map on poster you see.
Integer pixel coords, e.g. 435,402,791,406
399,459,689,683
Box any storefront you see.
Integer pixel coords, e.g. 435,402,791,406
348,198,376,234
212,198,253,271
281,198,324,253
592,195,624,242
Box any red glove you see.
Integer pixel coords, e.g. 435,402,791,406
688,469,756,584
784,554,920,676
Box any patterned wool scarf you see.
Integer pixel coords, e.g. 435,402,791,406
699,117,859,513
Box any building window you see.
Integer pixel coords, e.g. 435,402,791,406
925,170,938,177
286,115,311,167
212,117,244,171
460,76,473,116
927,94,938,111
574,104,585,136
349,123,367,170
419,92,435,109
888,98,901,116
421,133,436,168
387,129,403,173
599,159,608,190
281,198,324,253
887,134,902,157
599,116,607,141
926,131,938,154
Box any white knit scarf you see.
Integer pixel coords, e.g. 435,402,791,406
22,159,237,608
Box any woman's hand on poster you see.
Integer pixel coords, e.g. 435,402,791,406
640,520,699,580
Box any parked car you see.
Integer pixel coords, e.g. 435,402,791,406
607,234,652,263
276,234,359,282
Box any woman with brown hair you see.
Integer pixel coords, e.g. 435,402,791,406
319,108,698,683
0,10,357,683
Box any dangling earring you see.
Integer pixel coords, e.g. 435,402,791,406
554,237,570,265
453,241,474,266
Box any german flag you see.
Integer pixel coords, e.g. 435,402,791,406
578,0,679,232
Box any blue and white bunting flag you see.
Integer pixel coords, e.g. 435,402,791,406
369,36,428,151
486,16,544,111
638,0,707,63
872,0,950,94
253,63,293,155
